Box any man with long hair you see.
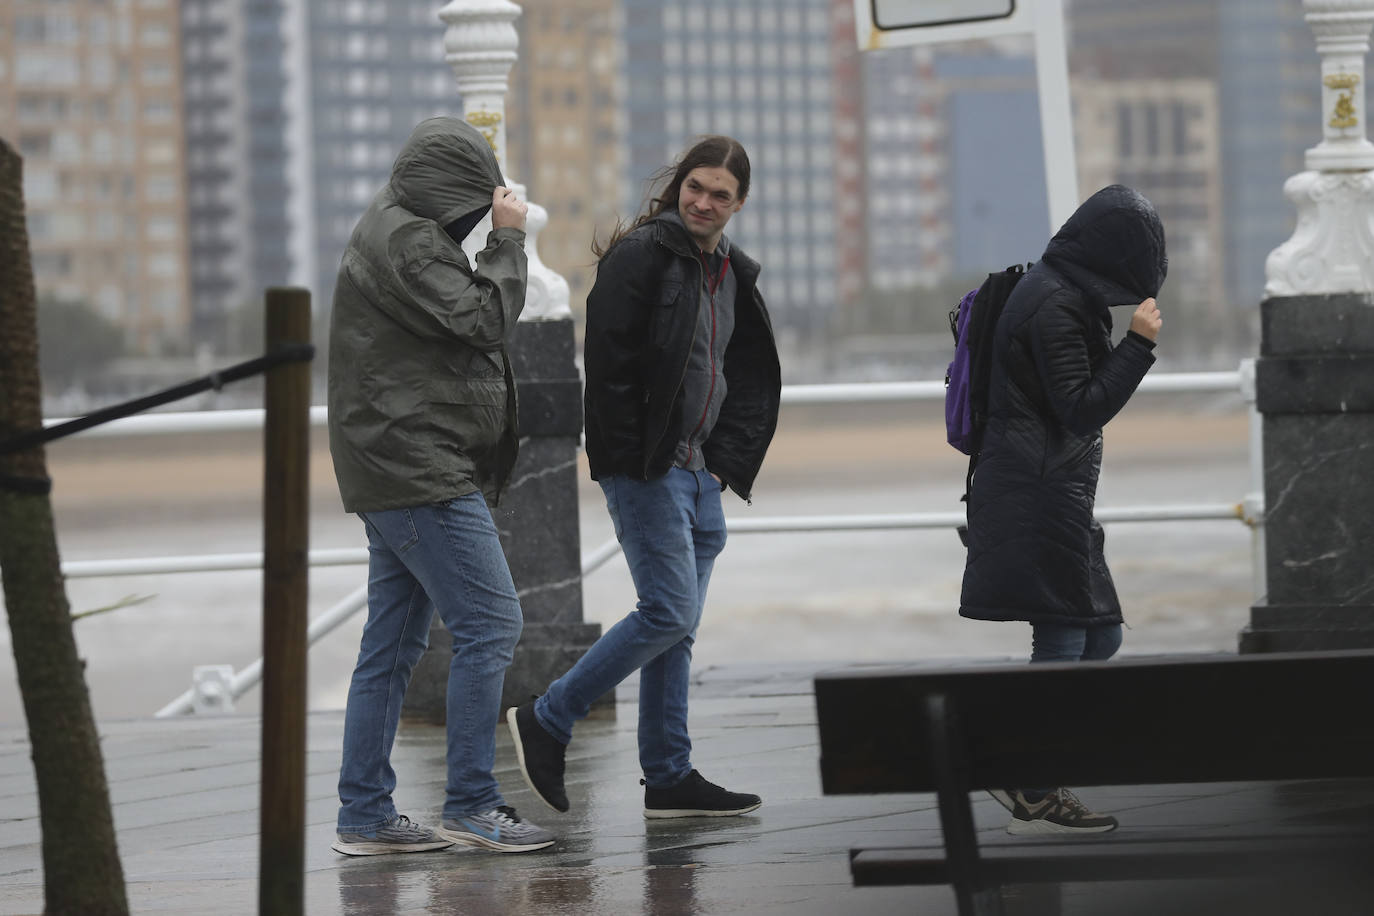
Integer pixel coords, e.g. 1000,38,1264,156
508,136,781,818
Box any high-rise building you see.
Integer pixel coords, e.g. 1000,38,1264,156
862,44,955,291
1068,0,1322,320
2,0,192,352
829,0,867,308
1075,77,1228,358
506,0,622,316
620,0,853,347
180,0,295,345
302,0,466,314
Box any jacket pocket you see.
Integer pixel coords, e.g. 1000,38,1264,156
651,281,684,349
423,379,509,457
428,378,506,407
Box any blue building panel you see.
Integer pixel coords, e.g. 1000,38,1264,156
948,88,1051,272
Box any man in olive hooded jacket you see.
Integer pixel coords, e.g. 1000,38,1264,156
327,117,553,856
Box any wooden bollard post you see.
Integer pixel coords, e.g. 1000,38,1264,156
258,288,312,916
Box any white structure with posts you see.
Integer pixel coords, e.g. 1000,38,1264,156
1265,0,1374,296
438,0,571,319
851,0,1077,232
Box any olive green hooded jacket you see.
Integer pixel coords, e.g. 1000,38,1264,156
327,117,527,513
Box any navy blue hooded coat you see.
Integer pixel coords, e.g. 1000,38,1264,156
959,185,1168,627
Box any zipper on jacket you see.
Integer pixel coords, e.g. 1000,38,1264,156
684,251,729,467
643,247,702,478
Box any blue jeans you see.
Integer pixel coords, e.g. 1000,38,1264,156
336,493,523,832
1030,622,1123,662
536,467,727,788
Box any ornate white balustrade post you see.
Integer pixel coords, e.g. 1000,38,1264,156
438,0,570,320
1265,0,1374,295
406,2,601,723
1243,0,1374,655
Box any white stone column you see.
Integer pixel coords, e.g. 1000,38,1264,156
438,0,571,319
1244,0,1374,655
1265,0,1374,296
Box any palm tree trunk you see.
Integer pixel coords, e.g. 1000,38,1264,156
0,140,129,915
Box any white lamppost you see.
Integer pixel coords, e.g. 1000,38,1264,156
1265,0,1374,296
438,0,571,320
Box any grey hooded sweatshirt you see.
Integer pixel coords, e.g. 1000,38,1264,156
327,117,527,513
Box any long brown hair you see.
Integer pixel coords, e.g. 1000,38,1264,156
593,135,751,257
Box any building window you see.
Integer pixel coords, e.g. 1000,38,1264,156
143,97,173,121
148,253,179,278
140,22,171,46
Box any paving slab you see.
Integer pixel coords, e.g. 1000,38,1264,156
1,662,1370,915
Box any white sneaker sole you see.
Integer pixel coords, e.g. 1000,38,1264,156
1006,817,1117,836
643,801,762,819
436,824,554,853
330,838,453,856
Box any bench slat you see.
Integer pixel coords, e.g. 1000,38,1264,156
850,833,1374,887
816,650,1374,794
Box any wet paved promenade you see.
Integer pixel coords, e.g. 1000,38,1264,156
2,662,1371,915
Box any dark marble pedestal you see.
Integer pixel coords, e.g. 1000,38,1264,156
1241,294,1374,653
404,317,606,721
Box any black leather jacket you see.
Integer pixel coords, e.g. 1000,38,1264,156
583,214,780,499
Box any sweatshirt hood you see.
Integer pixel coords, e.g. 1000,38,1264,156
388,117,503,227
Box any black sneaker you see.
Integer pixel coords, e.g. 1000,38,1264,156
1006,788,1118,835
642,769,761,819
507,701,569,813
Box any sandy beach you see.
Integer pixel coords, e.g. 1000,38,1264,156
0,393,1254,725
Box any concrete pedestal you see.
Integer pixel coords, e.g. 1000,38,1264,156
403,317,605,721
1241,294,1374,652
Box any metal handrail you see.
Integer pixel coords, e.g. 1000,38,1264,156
43,368,1259,715
45,369,1244,435
70,501,1251,583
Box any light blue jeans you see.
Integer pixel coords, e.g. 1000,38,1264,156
536,467,727,789
336,493,523,832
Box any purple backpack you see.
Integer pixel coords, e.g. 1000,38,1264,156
944,264,1029,457
944,287,981,455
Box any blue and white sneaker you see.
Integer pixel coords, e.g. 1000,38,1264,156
439,805,555,853
331,814,453,856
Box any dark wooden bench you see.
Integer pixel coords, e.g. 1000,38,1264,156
815,650,1374,915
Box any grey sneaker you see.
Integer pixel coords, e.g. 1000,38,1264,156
438,805,555,853
331,814,453,856
1006,788,1118,835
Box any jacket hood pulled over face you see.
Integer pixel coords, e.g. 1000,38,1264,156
388,117,503,229
1042,184,1167,309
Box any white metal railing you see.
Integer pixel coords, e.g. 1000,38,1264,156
47,367,1262,715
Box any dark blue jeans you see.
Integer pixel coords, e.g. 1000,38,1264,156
1030,622,1123,662
537,467,727,788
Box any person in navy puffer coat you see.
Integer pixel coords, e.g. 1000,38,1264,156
959,185,1166,834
